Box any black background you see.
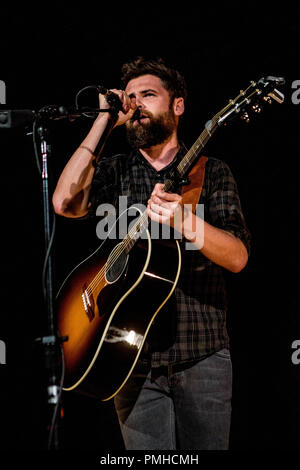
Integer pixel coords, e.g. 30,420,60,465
0,3,299,453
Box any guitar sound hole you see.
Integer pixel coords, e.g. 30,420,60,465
105,243,129,283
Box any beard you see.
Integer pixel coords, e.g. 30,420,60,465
125,108,177,150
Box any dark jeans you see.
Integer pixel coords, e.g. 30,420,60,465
114,348,232,450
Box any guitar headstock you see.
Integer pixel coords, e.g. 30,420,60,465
216,76,285,126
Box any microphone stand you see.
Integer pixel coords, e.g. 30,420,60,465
0,94,121,449
36,120,65,450
34,103,119,450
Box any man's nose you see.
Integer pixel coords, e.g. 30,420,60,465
134,96,145,109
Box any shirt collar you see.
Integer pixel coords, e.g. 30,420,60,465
130,144,187,173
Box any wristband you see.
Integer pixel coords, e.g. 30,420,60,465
79,145,95,157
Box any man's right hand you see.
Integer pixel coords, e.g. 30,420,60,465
53,89,136,219
98,89,137,127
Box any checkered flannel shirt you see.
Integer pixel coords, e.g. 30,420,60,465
89,147,251,367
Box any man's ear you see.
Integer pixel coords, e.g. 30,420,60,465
173,97,185,117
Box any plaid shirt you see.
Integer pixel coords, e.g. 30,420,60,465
89,147,251,367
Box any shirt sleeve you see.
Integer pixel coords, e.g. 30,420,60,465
205,158,251,254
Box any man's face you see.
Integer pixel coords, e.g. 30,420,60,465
124,74,178,149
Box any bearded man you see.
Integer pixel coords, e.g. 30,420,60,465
52,57,250,450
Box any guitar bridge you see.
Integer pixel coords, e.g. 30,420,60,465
82,285,95,322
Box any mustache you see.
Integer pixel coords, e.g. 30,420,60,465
130,108,153,122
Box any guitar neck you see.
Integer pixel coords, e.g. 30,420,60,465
180,119,218,173
163,116,219,193
123,209,149,254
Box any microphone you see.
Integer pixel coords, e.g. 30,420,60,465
96,86,123,113
130,107,141,121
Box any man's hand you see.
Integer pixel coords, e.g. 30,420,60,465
147,183,184,232
98,89,137,127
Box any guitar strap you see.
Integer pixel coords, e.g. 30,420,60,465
180,155,208,213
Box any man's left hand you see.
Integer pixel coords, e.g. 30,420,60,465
147,183,183,231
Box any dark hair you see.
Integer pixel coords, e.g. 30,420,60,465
120,56,187,104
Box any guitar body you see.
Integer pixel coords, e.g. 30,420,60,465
56,207,181,401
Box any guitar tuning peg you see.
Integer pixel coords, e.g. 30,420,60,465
251,104,262,113
241,112,250,123
263,96,273,104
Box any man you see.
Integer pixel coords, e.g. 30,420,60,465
52,57,250,450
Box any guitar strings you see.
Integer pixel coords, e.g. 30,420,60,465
86,209,149,293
